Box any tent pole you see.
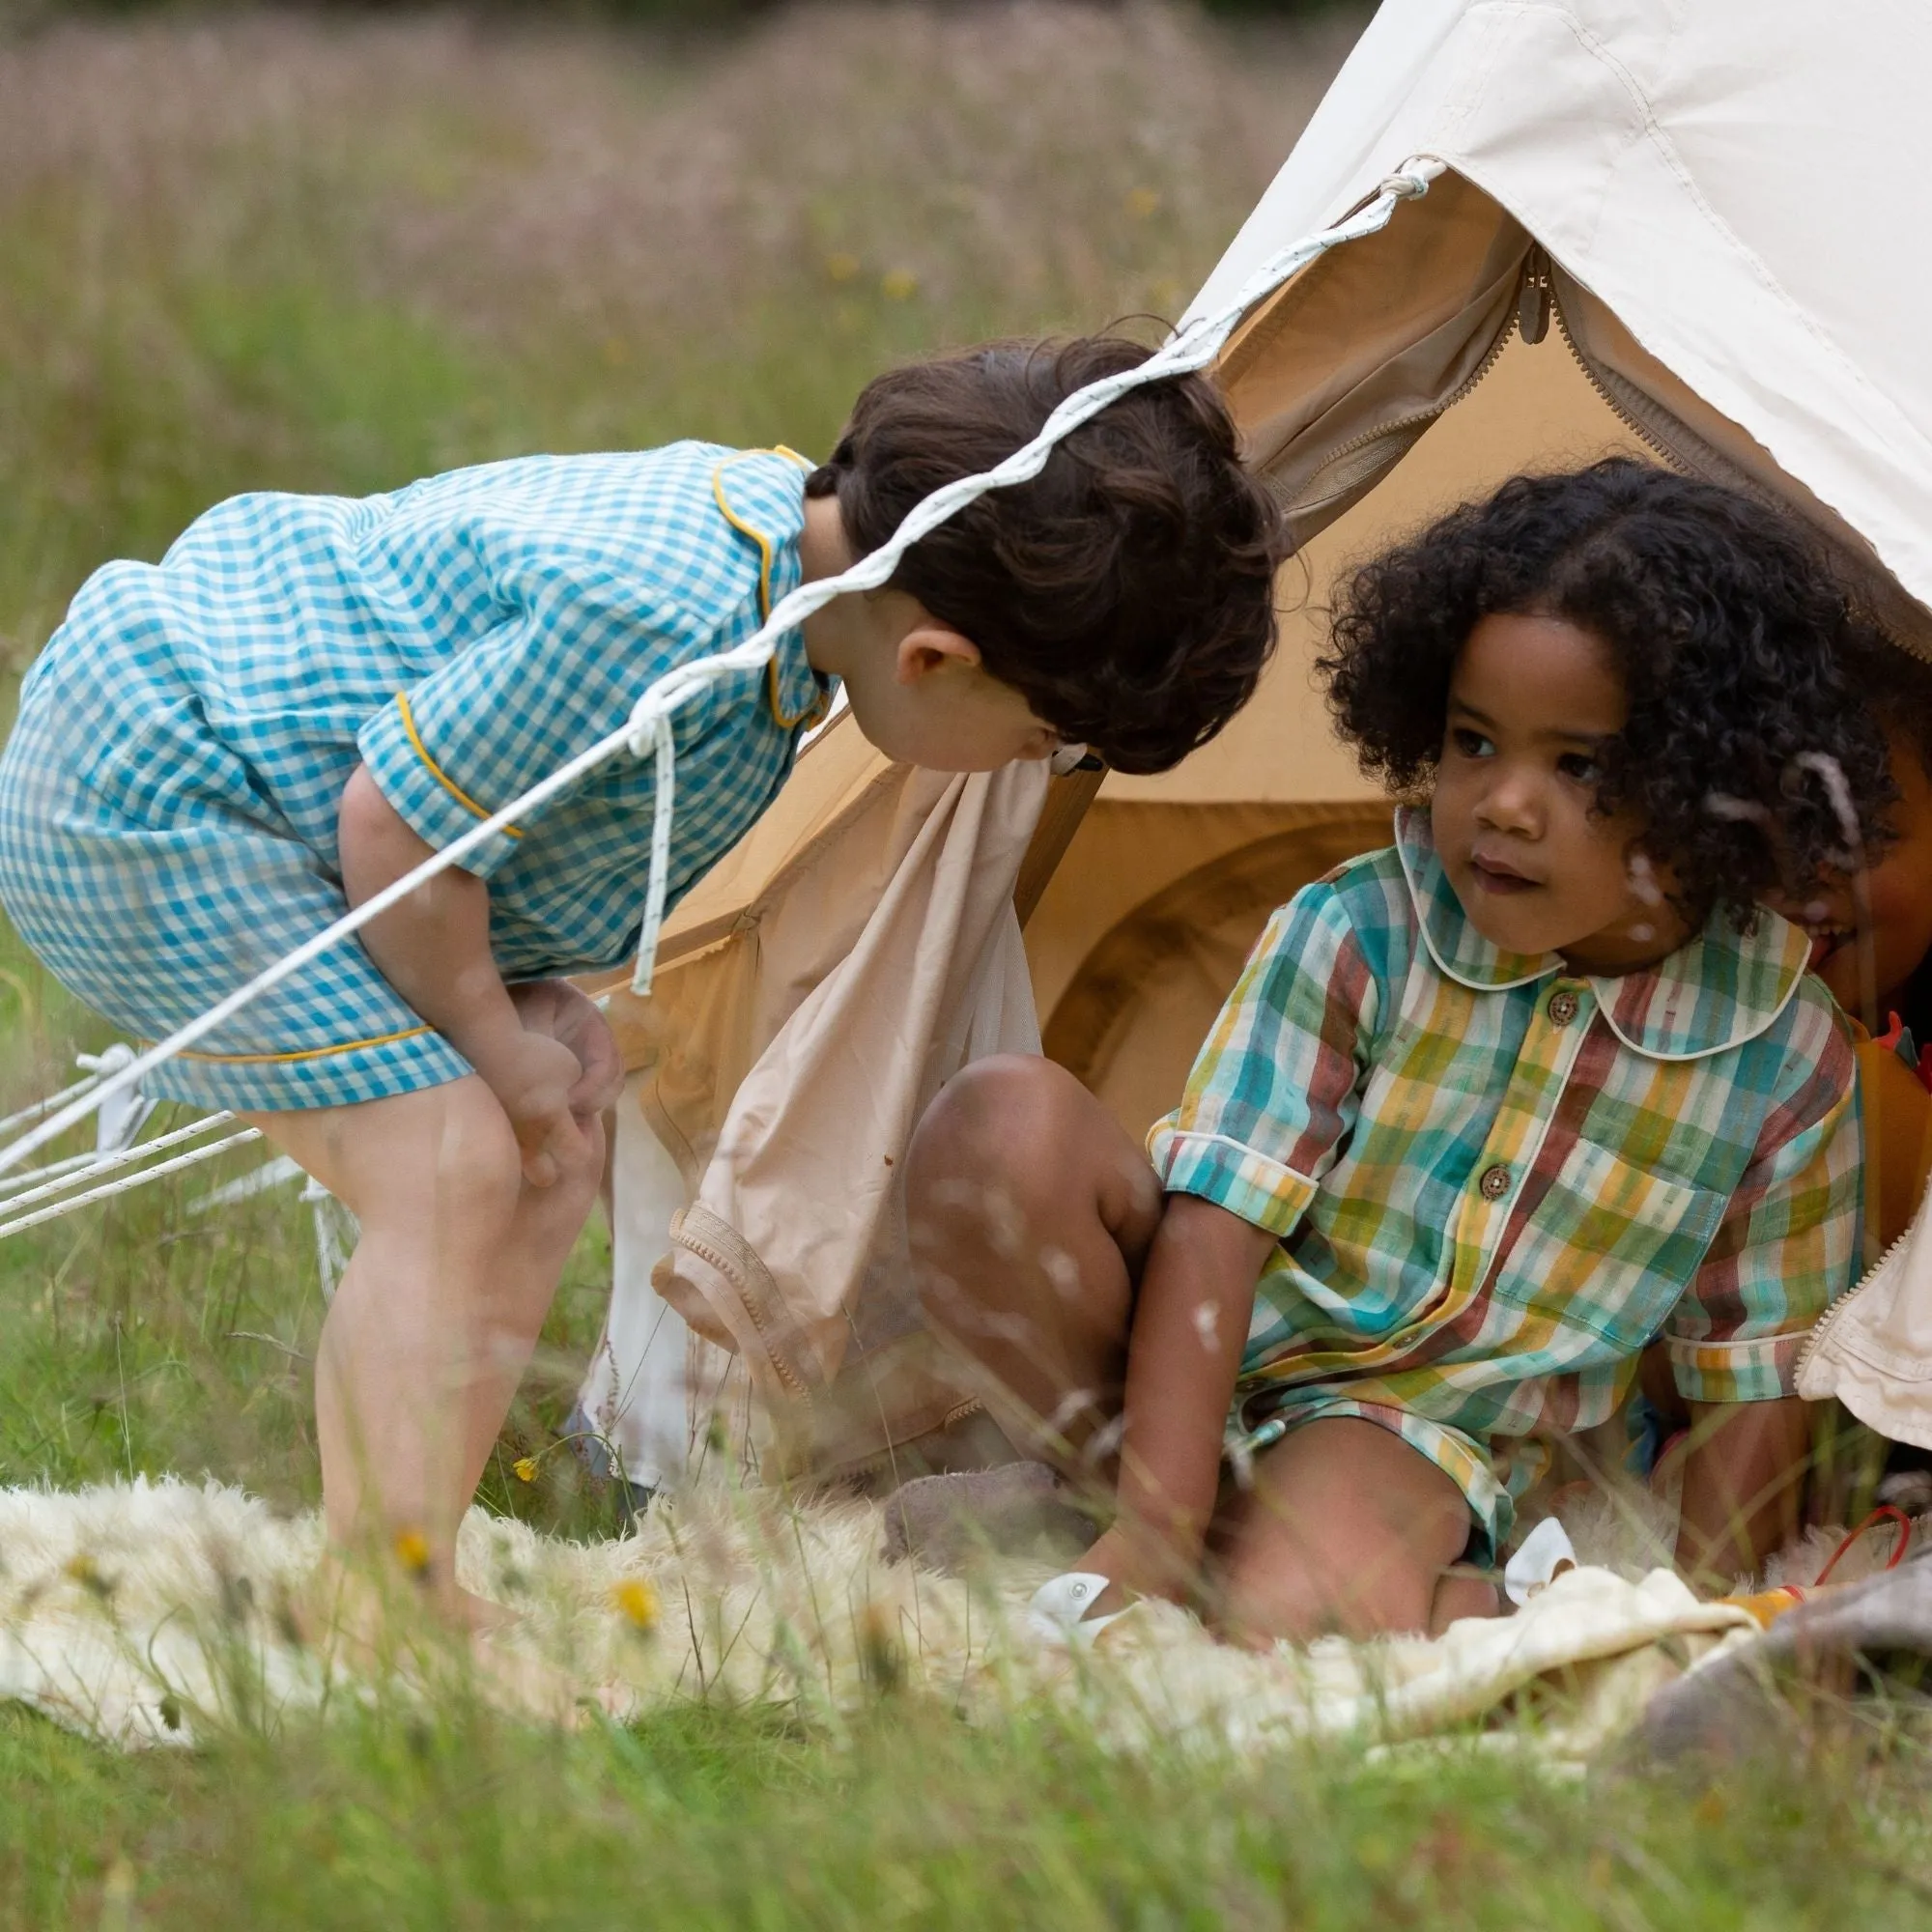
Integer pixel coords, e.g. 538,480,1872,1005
1012,755,1107,928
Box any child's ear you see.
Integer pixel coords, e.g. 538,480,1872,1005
894,619,982,686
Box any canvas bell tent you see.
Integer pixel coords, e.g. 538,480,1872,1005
580,0,1932,1488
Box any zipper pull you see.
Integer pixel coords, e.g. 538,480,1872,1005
1519,245,1551,346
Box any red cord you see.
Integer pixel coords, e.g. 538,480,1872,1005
1814,1503,1916,1585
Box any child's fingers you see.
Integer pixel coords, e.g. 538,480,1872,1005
510,979,624,1118
566,1010,624,1117
520,1106,586,1190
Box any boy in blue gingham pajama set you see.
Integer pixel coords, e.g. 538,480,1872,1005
0,337,1286,1635
0,445,833,1111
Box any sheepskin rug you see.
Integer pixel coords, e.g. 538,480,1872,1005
8,1472,1912,1763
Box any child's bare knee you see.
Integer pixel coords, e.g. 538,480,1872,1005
428,1087,527,1197
909,1055,1096,1206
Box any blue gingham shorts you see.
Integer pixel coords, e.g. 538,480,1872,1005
0,699,470,1114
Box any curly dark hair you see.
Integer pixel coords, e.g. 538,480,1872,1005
1317,458,1898,923
806,336,1285,774
1844,626,1932,781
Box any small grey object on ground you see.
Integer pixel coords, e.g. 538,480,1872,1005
1627,1556,1932,1767
880,1463,1098,1575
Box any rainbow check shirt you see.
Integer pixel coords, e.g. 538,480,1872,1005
1148,808,1861,1552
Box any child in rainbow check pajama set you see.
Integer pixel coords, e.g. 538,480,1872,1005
907,460,1898,1645
0,336,1285,1646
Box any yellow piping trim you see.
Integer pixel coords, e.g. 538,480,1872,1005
395,692,523,839
711,459,782,621
175,1022,438,1065
711,450,833,732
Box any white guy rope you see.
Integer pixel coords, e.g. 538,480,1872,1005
0,1130,259,1241
190,1153,304,1216
0,1144,124,1200
0,1065,104,1142
0,1110,241,1221
630,710,677,995
0,156,1443,1189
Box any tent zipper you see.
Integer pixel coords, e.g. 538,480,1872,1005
1281,242,1671,520
1541,254,1682,471
1280,301,1520,515
1794,1219,1910,1377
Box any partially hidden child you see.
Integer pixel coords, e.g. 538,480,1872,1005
0,338,1284,1641
908,459,1896,1644
1772,632,1932,1254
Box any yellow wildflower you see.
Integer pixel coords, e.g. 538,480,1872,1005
1124,186,1162,220
512,1456,538,1484
65,1550,113,1600
858,1602,903,1694
612,1578,659,1633
880,268,919,302
824,251,861,284
393,1528,432,1577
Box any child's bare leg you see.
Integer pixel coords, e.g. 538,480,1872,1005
242,1074,601,1623
1213,1416,1495,1645
905,1055,1160,1473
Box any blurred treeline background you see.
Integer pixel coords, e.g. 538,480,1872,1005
0,1,1363,672
9,0,1358,21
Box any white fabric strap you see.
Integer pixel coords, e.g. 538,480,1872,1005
0,158,1443,1186
630,710,678,996
1026,1571,1133,1648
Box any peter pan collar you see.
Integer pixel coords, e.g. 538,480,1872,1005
1393,806,1809,1063
711,446,833,732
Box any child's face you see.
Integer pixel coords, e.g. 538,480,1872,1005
838,596,1062,772
1767,728,1932,1022
1432,613,1688,974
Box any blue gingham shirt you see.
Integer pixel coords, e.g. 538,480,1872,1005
31,442,830,980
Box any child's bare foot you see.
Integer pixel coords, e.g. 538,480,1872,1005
291,1555,585,1725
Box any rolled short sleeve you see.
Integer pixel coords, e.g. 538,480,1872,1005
1664,997,1861,1403
358,571,678,880
1147,880,1378,1237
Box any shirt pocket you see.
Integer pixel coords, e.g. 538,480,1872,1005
1496,1136,1728,1360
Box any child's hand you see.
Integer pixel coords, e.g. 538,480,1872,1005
506,980,624,1119
1072,1521,1197,1617
473,980,623,1187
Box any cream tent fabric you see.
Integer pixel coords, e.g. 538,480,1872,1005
582,0,1932,1480
1191,0,1932,632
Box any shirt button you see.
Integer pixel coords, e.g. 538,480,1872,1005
1479,1162,1513,1201
1547,989,1580,1026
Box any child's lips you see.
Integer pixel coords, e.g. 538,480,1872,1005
1469,854,1540,895
1804,925,1851,972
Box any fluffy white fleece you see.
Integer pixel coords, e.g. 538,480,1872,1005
9,1472,1900,1762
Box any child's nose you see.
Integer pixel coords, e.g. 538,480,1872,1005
1477,771,1543,835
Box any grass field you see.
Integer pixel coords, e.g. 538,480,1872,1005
3,6,1932,1925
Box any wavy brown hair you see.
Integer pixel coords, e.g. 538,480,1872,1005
808,336,1284,774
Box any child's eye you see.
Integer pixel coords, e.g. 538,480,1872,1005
1557,752,1602,783
1450,727,1493,759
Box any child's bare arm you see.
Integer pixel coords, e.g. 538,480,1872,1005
1674,1395,1810,1587
337,764,613,1185
1086,1194,1277,1601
